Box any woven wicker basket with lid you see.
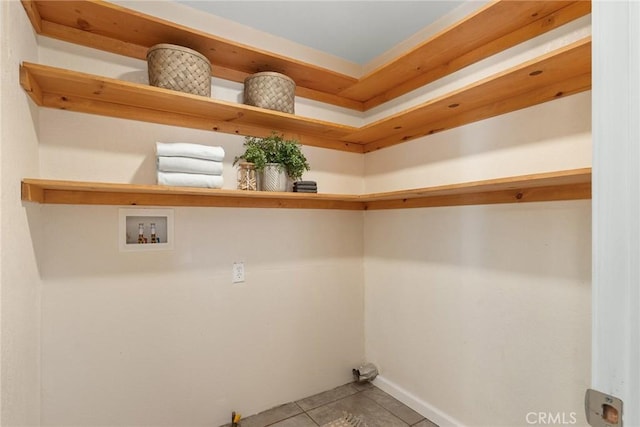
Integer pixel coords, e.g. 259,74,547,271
244,71,296,114
147,44,211,97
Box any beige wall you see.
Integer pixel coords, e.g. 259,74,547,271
364,92,591,193
0,1,42,425
35,38,365,427
34,5,366,423
40,205,364,426
364,202,591,427
364,93,592,426
360,18,592,426
1,1,592,426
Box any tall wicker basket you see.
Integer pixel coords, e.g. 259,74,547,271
147,44,211,97
244,72,295,114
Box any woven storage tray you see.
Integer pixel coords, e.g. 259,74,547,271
244,71,295,114
147,44,211,97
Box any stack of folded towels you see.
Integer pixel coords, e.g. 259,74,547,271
293,180,317,193
156,142,225,189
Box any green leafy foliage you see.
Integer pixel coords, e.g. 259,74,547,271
233,132,310,181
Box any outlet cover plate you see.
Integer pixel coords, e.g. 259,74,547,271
232,262,245,283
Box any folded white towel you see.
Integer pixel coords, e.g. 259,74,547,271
156,142,225,161
157,156,223,175
157,171,224,189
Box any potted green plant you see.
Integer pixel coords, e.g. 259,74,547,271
233,132,310,191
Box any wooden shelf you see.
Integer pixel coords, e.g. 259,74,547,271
19,35,592,153
20,0,361,110
19,62,363,153
20,179,365,210
21,169,592,211
361,168,592,210
354,38,592,152
21,0,590,111
341,1,591,110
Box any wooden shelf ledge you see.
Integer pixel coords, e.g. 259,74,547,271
21,0,362,110
352,37,592,152
21,169,592,211
20,179,365,210
361,168,592,209
342,1,591,110
19,35,592,153
21,0,590,111
19,62,363,153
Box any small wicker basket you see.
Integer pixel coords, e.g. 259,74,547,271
244,71,295,114
147,44,211,97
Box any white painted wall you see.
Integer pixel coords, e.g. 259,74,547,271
364,94,592,426
2,1,593,426
1,2,4,421
34,42,365,427
1,2,3,417
0,1,42,425
361,11,592,424
36,113,365,427
40,206,364,426
592,1,640,424
365,92,591,193
365,200,591,427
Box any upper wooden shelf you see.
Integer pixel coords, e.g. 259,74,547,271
21,168,592,211
21,0,590,111
19,35,592,153
19,62,363,153
355,37,592,152
341,1,591,110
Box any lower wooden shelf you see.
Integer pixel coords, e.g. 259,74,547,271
21,179,364,210
21,168,592,211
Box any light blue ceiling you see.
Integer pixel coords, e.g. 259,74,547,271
176,1,465,65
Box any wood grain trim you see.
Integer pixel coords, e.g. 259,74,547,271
20,62,364,153
19,32,590,153
359,1,592,110
21,0,591,111
348,38,592,149
40,93,364,153
295,87,365,112
21,180,44,203
20,179,365,210
361,168,591,201
363,71,592,152
40,19,149,59
25,0,359,106
19,63,44,105
21,169,591,210
35,189,366,210
363,183,591,210
21,0,43,33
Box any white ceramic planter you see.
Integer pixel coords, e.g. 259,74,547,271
261,163,288,192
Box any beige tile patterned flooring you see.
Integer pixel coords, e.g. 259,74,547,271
221,382,438,427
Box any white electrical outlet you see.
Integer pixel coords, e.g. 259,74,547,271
232,262,245,283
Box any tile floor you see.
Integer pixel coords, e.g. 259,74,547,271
222,382,438,427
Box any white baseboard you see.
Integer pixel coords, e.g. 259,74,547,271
372,375,467,427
